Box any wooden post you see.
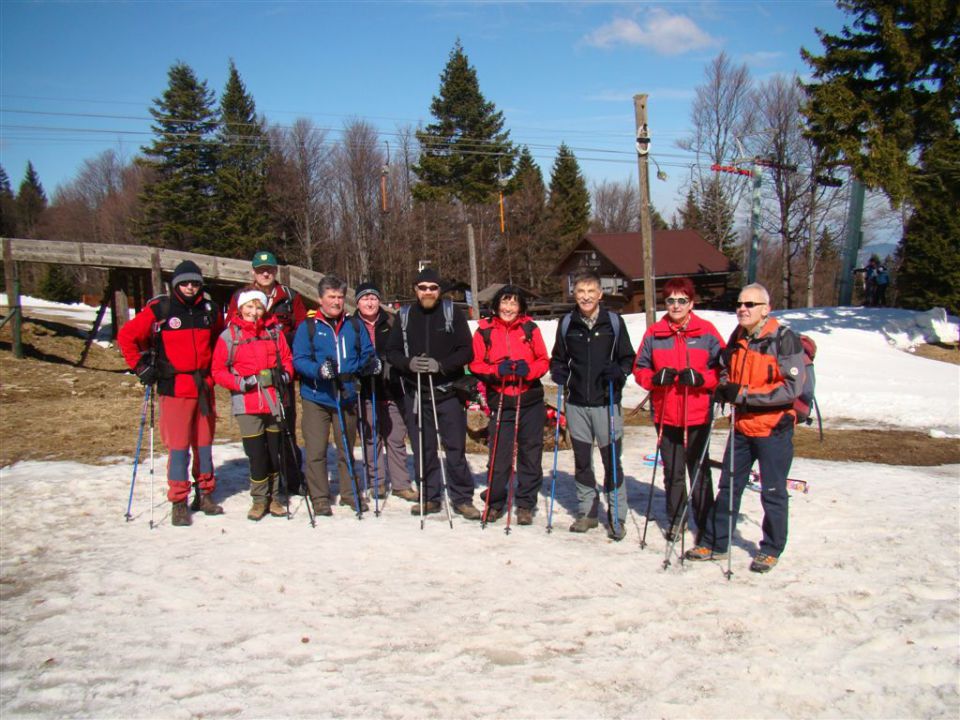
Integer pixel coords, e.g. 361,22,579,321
2,238,23,358
633,94,657,329
114,273,129,334
150,249,163,298
466,223,480,320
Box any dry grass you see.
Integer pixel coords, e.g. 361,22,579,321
912,342,960,365
1,315,957,468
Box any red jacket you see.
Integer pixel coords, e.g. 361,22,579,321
211,315,293,416
469,315,549,407
633,312,724,427
118,292,222,399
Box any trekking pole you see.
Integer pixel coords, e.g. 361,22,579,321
608,380,621,537
125,384,151,522
416,372,425,529
148,388,156,530
639,409,667,549
427,374,454,529
663,404,716,569
333,380,364,520
356,386,372,505
503,378,522,536
270,368,297,522
481,386,507,528
370,382,382,516
546,384,564,533
725,407,736,581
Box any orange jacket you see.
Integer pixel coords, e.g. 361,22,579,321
724,316,806,437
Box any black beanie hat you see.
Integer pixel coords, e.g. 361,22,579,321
355,281,382,301
414,267,441,286
171,260,204,288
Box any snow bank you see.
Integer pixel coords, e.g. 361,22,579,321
881,307,960,349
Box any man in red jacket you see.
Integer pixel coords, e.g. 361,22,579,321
118,260,224,526
634,277,724,543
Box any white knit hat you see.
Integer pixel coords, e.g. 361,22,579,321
237,290,268,309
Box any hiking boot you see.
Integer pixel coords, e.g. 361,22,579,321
171,501,191,527
454,502,482,521
268,499,287,517
411,501,442,516
311,498,333,517
339,497,370,513
684,545,727,562
569,516,599,533
516,507,533,526
392,487,420,502
607,522,627,541
483,507,502,523
195,493,224,515
247,501,269,521
749,553,779,574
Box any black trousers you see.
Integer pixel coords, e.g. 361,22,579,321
482,401,545,512
659,422,714,535
402,390,475,506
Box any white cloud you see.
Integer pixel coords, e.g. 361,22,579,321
582,9,719,56
739,50,784,67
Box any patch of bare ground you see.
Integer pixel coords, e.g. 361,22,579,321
911,342,960,365
1,315,957,468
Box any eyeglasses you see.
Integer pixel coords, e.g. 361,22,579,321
416,284,440,292
736,301,767,309
665,297,690,306
178,281,202,288
254,267,277,275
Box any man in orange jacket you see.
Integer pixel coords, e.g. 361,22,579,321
685,283,806,574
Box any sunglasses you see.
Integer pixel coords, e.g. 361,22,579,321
416,284,440,292
178,281,202,288
736,301,766,309
254,267,277,275
665,297,690,306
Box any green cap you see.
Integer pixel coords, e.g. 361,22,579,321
252,250,278,269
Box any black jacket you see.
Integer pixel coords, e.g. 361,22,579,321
549,307,635,407
384,301,473,401
358,308,402,402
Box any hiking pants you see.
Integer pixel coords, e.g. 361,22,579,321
301,398,360,506
566,403,626,524
237,413,283,500
660,423,714,538
159,395,216,503
705,423,793,557
361,397,411,493
403,391,474,506
483,401,545,512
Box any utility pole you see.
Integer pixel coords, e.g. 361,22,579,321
466,223,480,320
838,178,866,306
747,159,762,284
633,94,656,329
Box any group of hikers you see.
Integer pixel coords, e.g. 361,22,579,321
118,251,806,574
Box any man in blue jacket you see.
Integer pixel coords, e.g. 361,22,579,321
293,275,377,516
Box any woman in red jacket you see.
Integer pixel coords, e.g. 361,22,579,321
633,277,724,542
469,286,550,526
212,290,294,521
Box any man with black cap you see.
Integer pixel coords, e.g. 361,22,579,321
118,260,225,526
355,281,416,501
225,249,307,492
384,268,480,519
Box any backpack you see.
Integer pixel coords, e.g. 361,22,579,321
399,298,454,356
476,319,537,363
774,327,822,441
876,266,890,286
558,310,621,361
220,323,281,371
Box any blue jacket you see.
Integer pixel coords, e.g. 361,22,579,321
293,312,375,408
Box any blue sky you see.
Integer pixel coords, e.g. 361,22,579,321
1,0,848,218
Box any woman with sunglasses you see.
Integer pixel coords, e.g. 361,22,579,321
632,277,724,543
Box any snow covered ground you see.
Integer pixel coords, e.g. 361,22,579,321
1,297,959,718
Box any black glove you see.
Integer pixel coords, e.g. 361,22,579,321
497,359,516,378
513,359,530,378
362,356,383,377
677,368,704,387
551,366,569,386
652,367,677,386
239,375,258,392
134,353,157,386
409,355,440,374
715,382,743,404
319,359,336,380
601,361,624,383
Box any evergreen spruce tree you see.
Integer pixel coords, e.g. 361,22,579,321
546,143,590,252
506,147,550,288
699,177,738,255
137,62,219,251
414,40,515,204
215,60,270,258
16,161,47,237
0,164,18,236
38,264,78,303
676,188,703,230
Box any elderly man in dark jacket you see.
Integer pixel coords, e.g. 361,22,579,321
384,268,480,520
